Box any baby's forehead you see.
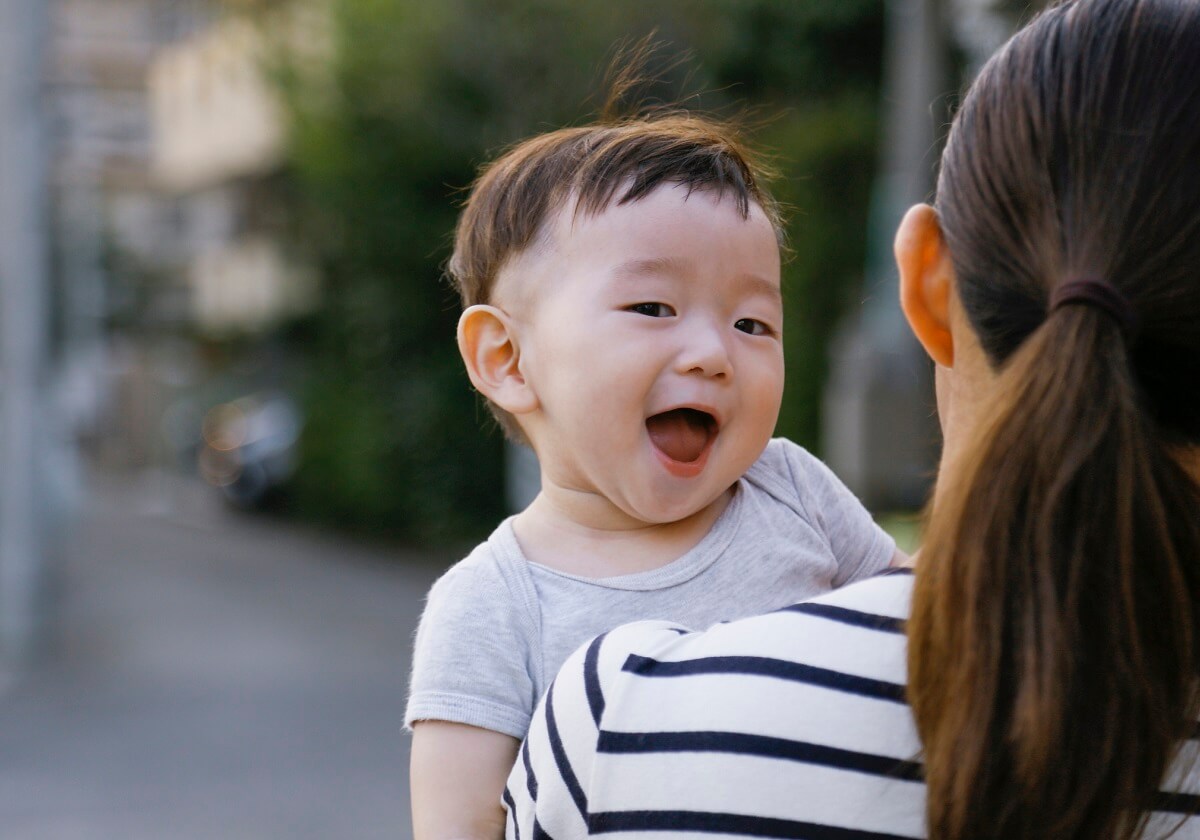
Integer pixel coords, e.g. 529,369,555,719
493,186,781,309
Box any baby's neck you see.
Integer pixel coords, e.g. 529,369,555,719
511,486,734,579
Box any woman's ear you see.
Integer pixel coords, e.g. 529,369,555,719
896,203,956,368
457,305,539,416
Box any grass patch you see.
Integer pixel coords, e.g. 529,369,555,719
877,512,922,556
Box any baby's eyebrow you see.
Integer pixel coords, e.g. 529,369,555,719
739,274,783,303
611,256,685,279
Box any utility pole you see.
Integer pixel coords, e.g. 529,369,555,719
0,0,51,667
822,0,950,511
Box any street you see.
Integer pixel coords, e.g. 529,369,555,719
0,471,449,839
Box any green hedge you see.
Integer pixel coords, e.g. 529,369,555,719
277,0,884,545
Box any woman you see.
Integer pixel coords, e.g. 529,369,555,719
503,0,1200,837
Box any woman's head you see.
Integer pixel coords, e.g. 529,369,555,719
898,1,1200,837
938,0,1200,441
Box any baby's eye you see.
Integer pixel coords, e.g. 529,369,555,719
627,303,676,317
734,318,772,336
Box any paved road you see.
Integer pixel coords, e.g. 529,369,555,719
0,471,450,839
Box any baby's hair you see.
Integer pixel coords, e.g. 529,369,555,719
448,40,782,441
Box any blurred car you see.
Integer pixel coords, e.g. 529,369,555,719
197,392,301,509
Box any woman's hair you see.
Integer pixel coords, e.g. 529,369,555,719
908,0,1200,837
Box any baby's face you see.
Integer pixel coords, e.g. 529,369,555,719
497,183,784,525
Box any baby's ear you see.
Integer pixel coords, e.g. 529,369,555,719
457,305,538,416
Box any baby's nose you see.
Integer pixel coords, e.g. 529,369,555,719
677,322,732,378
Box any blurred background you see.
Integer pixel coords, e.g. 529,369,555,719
0,0,1037,836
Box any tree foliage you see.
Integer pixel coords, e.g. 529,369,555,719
277,0,885,544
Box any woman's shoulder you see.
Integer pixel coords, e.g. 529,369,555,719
591,569,915,677
519,570,925,838
636,569,914,689
560,570,918,737
790,567,916,633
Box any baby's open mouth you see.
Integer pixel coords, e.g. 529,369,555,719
646,408,718,463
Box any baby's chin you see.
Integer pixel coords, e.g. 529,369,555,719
616,482,736,528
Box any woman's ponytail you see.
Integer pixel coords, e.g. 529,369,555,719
909,307,1200,839
909,2,1200,834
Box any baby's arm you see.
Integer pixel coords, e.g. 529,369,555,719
406,553,538,840
411,721,519,840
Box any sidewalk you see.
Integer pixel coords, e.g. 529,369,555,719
0,470,449,839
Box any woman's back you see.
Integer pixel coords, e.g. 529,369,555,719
507,570,1200,838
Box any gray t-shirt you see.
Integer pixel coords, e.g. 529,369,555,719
404,438,896,739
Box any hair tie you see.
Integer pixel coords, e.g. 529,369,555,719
1049,278,1139,337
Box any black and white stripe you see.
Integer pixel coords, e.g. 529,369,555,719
620,653,907,704
596,729,923,782
586,810,916,839
505,572,1200,838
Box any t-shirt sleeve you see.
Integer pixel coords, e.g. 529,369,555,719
405,554,537,740
777,439,896,587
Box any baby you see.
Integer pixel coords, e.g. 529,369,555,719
406,111,903,839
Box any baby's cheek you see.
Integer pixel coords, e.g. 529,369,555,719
749,365,785,409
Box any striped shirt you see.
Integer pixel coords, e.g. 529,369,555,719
504,569,1200,839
